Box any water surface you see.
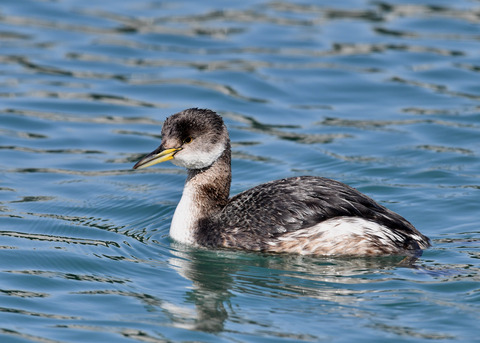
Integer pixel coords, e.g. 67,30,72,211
1,0,479,342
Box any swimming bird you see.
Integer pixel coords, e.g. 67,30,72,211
133,108,430,256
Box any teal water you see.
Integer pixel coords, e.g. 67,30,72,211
1,0,479,342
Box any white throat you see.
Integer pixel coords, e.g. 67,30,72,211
170,181,200,245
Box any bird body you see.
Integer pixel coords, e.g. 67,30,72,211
134,108,430,256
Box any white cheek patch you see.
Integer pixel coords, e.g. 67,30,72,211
172,142,224,170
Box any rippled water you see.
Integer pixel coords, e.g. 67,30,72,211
1,0,479,342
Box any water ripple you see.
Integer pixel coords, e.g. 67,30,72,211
0,306,79,320
0,230,119,248
128,77,268,103
0,146,103,155
3,108,163,125
390,76,480,101
0,289,48,298
0,329,63,343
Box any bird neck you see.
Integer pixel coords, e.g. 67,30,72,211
170,141,231,244
186,141,232,213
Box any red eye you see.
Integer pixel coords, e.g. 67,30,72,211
184,137,193,144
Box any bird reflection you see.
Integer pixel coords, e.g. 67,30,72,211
165,243,421,333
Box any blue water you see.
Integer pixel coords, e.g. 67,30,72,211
1,0,479,342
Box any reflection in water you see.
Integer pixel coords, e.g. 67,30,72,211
168,247,234,332
168,244,420,333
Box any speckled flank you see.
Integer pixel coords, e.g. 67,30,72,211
265,217,421,256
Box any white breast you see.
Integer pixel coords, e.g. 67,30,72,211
170,183,199,245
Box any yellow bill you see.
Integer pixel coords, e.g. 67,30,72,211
133,147,181,170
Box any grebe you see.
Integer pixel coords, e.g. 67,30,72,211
133,108,430,256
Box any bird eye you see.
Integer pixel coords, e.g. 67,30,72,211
183,137,193,144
